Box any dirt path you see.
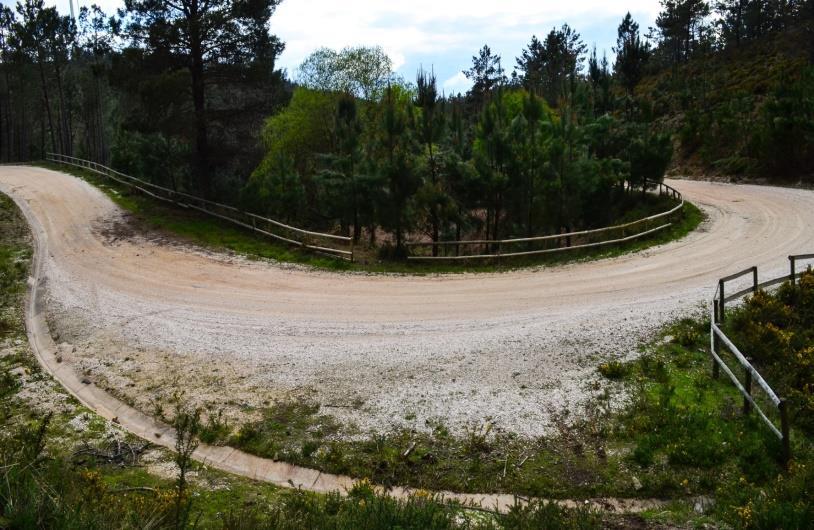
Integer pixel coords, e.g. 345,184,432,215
1,166,813,437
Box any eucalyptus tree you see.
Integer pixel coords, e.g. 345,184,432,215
123,0,284,196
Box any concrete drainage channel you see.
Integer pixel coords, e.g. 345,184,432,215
11,187,678,516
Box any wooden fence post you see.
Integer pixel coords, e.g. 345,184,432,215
743,360,752,415
752,267,758,293
719,279,726,323
779,399,791,464
790,256,796,285
712,299,720,379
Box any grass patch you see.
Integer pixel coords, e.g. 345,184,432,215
36,161,703,274
208,314,812,529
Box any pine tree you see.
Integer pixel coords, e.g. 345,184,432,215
123,0,284,197
414,67,447,254
516,25,587,106
613,13,650,95
463,45,506,111
654,0,711,64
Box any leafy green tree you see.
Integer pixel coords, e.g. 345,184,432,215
242,151,305,223
253,87,339,182
297,45,394,100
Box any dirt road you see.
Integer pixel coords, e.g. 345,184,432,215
2,166,813,436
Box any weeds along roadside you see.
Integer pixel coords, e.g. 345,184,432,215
193,305,814,528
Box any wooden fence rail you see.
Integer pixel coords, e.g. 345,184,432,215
406,181,685,261
46,153,354,261
710,253,813,463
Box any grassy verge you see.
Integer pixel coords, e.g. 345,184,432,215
36,161,703,274
0,190,638,530
198,312,812,529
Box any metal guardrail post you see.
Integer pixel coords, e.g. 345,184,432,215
779,399,790,464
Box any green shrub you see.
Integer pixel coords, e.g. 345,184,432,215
727,271,814,434
597,361,628,380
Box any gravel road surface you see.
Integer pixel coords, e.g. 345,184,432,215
2,166,812,436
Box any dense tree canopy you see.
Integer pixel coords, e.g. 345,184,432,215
123,0,284,195
0,0,812,259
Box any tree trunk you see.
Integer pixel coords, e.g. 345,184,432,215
37,56,57,154
429,141,439,256
53,59,69,155
189,13,210,197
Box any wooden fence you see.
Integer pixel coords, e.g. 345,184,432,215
710,254,814,462
406,182,684,261
46,153,354,261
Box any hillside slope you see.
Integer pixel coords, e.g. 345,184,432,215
638,28,813,182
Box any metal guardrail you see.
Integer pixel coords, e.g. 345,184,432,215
46,153,354,261
406,181,685,260
710,254,814,463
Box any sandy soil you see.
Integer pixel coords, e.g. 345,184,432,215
1,166,813,437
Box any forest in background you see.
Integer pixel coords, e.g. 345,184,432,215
0,0,812,254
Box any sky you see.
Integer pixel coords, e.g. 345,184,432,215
47,0,664,94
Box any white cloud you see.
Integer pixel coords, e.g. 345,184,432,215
273,0,663,71
43,0,664,92
443,71,470,95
